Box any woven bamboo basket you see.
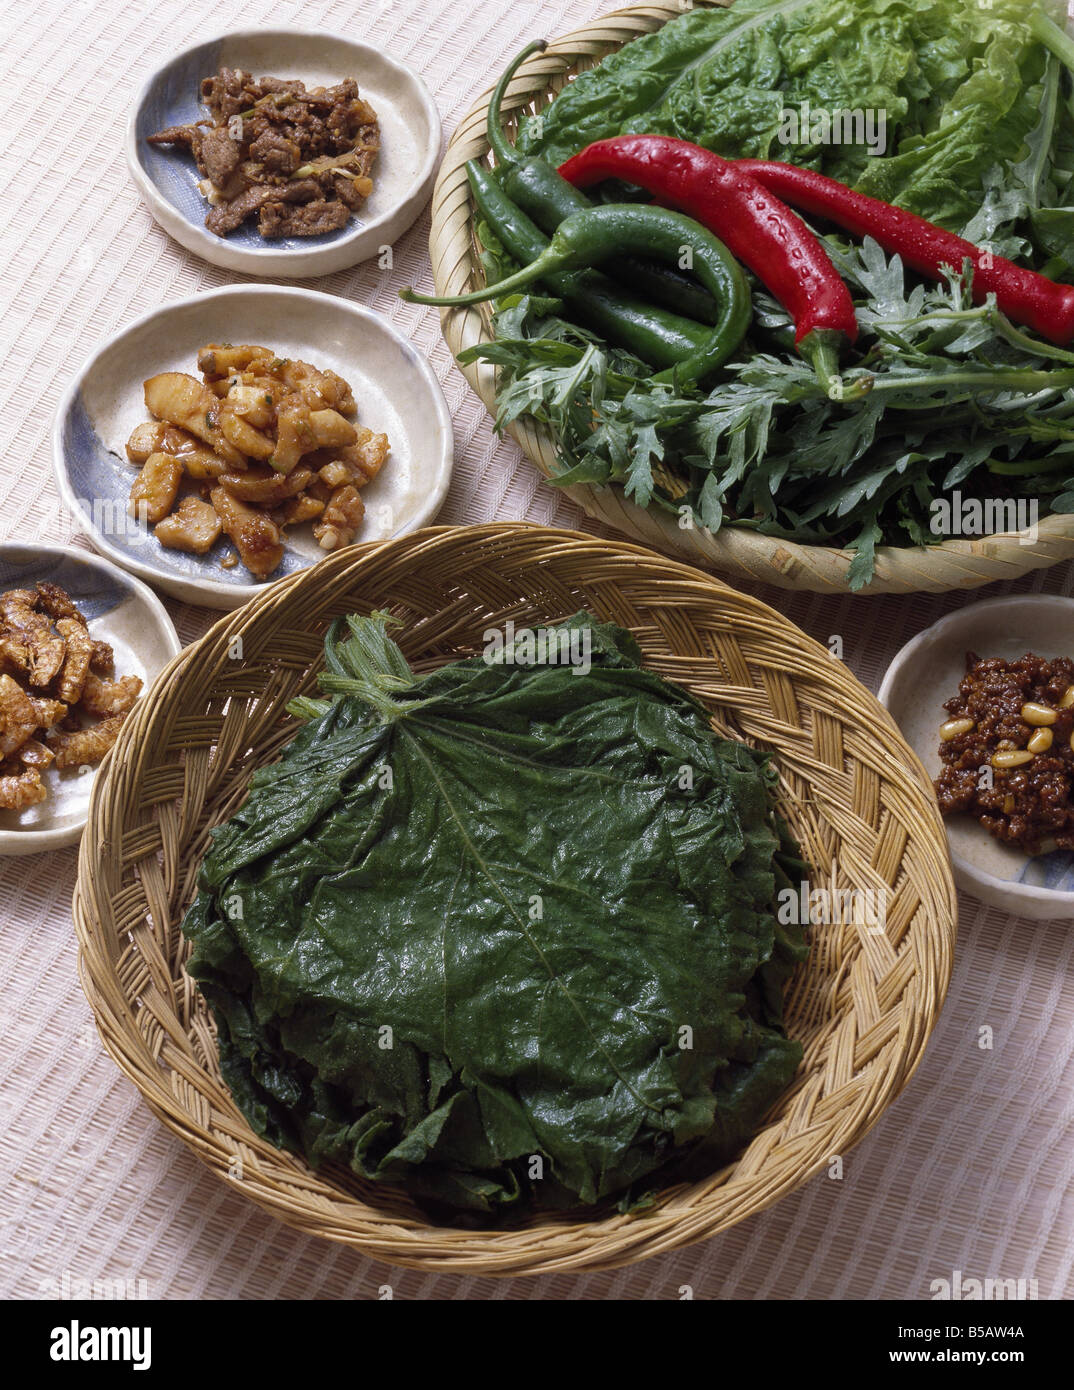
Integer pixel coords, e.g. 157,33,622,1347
428,0,1074,594
73,524,956,1275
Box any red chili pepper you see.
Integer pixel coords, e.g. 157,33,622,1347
558,135,861,394
736,159,1074,346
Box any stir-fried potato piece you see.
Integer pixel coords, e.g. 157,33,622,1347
271,397,315,474
308,409,357,449
273,493,324,527
173,446,228,480
219,402,275,459
278,358,355,413
126,420,169,464
129,452,184,524
224,383,277,430
211,486,285,579
197,344,274,379
126,421,224,473
132,344,387,580
143,373,245,468
345,428,391,484
154,496,223,555
219,465,312,506
314,485,366,551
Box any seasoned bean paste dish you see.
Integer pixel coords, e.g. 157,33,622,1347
127,344,390,580
148,67,379,239
0,584,142,811
935,653,1074,854
182,613,808,1219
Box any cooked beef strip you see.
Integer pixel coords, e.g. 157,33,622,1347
200,66,249,121
248,127,301,177
145,123,198,149
205,178,321,236
200,126,242,186
258,198,351,238
151,68,379,240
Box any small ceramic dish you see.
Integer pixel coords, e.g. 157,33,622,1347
0,543,181,856
878,595,1074,921
53,283,454,609
126,28,441,277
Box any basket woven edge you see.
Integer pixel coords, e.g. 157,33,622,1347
71,523,959,1276
426,1,1074,595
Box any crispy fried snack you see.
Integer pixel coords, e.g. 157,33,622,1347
0,584,143,812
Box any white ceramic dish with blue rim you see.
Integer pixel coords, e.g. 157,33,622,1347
878,595,1074,921
52,283,454,609
125,28,441,277
0,543,181,856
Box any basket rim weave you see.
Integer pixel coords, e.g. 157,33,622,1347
73,522,957,1276
427,0,1074,595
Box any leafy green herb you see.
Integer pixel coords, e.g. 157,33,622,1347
183,613,807,1218
462,237,1074,587
481,0,1074,584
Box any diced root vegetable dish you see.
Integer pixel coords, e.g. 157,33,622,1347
128,345,391,580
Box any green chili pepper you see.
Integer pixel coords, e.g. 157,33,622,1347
460,161,720,372
487,42,721,326
403,202,752,384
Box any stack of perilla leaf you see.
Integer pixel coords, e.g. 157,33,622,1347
183,613,807,1218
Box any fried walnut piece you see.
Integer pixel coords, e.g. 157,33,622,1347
0,584,142,811
0,589,65,687
0,767,47,810
127,344,391,581
80,671,142,718
48,715,127,770
55,619,93,704
0,674,38,758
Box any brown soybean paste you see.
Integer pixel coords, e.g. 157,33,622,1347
934,653,1074,855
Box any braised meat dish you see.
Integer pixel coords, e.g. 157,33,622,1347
148,67,379,239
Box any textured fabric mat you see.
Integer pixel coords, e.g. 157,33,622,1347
1,0,1071,1302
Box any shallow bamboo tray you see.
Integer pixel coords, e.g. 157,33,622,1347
428,0,1074,594
74,524,957,1275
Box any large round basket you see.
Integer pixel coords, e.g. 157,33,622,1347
73,525,956,1275
428,0,1074,594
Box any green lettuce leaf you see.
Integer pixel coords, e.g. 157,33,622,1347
522,0,1069,236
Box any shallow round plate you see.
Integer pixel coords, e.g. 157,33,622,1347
126,28,441,277
878,595,1074,921
53,284,454,609
0,544,181,856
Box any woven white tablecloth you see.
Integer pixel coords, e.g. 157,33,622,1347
1,0,1072,1302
